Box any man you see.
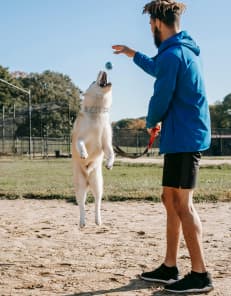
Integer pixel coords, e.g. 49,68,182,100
112,0,213,293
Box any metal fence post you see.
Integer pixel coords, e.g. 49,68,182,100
0,78,32,159
28,89,32,159
2,105,5,154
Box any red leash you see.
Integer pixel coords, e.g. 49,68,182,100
113,125,160,159
147,125,161,149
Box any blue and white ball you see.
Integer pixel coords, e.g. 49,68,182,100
105,61,113,70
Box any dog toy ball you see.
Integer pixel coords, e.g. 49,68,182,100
105,61,113,70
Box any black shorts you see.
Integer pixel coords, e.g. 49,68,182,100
162,152,201,189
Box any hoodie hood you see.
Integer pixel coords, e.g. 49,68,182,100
158,31,200,56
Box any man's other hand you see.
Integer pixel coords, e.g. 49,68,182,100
147,124,161,136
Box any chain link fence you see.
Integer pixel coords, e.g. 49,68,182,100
0,102,73,158
0,105,231,157
0,129,230,158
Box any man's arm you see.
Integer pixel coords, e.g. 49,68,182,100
146,53,180,128
133,52,156,77
112,45,156,77
112,45,180,130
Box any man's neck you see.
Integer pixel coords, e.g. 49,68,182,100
162,27,181,42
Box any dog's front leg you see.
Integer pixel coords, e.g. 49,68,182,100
104,144,115,170
103,127,115,169
77,139,88,159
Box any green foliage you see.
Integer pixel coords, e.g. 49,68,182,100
112,117,146,129
17,70,81,137
210,93,231,128
0,66,81,137
0,66,25,109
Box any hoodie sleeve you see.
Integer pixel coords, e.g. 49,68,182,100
146,52,180,128
133,52,156,77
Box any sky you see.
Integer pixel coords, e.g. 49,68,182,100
0,0,230,122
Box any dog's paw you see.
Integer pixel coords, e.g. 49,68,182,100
79,222,86,228
105,163,113,170
105,159,114,170
80,151,88,159
95,218,102,226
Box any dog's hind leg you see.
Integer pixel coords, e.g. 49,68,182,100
76,188,87,228
73,167,88,228
88,167,103,226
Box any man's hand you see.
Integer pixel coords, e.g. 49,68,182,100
112,45,136,58
147,123,161,136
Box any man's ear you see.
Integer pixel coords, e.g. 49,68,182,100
155,18,161,30
150,17,155,33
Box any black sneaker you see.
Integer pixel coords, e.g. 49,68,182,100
164,271,214,293
140,263,179,284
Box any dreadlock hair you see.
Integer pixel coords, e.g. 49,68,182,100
143,0,186,27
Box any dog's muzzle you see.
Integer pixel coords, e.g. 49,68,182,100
97,71,112,88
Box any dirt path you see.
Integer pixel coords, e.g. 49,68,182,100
0,200,230,296
116,157,231,166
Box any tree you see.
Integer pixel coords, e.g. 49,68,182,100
112,117,146,129
0,66,25,110
210,93,231,129
16,70,81,137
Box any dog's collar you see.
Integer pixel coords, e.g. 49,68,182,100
83,106,109,114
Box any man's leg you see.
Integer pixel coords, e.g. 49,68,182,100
140,186,180,283
162,186,181,267
173,188,206,273
164,187,213,293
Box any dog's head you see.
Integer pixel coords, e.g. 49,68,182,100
83,71,112,110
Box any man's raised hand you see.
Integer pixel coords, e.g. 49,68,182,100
112,45,136,58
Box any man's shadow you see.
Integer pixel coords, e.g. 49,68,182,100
64,277,188,296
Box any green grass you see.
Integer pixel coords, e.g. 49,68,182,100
0,158,230,202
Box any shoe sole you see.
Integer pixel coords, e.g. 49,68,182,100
164,285,214,293
140,275,178,284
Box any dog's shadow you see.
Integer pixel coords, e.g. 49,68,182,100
64,277,187,296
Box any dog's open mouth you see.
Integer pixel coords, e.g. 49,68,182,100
97,71,112,88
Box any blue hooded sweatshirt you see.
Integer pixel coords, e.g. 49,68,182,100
133,31,211,154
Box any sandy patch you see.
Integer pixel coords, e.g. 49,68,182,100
0,199,230,296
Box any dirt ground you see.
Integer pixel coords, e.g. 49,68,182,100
116,157,231,166
0,199,230,296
